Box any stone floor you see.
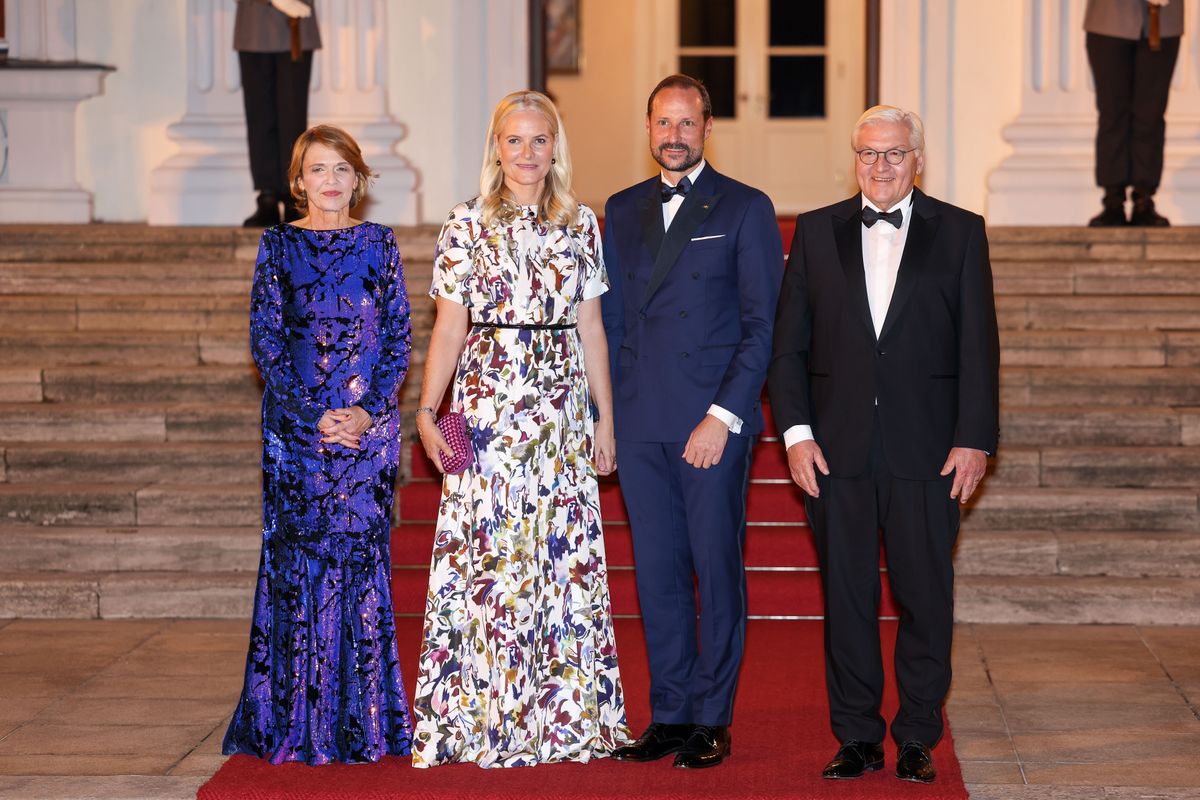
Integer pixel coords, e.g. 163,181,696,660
0,619,1196,799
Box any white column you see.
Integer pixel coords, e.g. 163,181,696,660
879,0,958,205
987,0,1200,224
0,0,109,223
148,0,418,226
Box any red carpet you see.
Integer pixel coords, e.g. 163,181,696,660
199,617,967,800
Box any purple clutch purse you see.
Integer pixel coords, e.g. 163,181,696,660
435,411,474,474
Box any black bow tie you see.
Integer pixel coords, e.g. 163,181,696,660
862,206,903,228
661,176,692,203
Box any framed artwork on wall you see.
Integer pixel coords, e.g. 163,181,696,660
546,0,580,74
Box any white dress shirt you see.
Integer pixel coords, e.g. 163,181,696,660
782,191,915,450
660,161,743,434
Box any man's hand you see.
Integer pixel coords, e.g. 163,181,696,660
682,414,730,469
786,440,829,498
941,447,988,503
269,0,312,18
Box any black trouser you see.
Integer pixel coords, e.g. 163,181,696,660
805,416,960,747
238,50,314,195
1086,32,1180,194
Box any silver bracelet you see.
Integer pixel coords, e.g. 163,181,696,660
415,406,435,419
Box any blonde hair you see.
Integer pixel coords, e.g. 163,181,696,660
287,124,374,213
851,105,926,152
479,91,578,229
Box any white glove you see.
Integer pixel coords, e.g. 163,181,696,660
1146,0,1169,7
269,0,312,18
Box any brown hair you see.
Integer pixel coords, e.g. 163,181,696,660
646,74,713,121
287,124,374,212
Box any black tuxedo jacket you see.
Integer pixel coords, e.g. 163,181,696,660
767,188,1000,480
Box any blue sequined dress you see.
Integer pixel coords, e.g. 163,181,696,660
223,222,414,765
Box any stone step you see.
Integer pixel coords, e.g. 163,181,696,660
0,571,256,619
136,484,261,527
955,575,1200,625
0,524,260,572
0,296,78,331
4,331,202,367
999,406,1184,446
1,568,1193,622
0,368,43,403
1073,261,1200,295
990,260,1200,296
0,262,252,295
1,441,260,484
1002,367,1200,406
0,403,261,443
0,223,440,262
954,529,1200,577
41,365,261,404
1169,332,1200,367
76,295,250,332
165,403,261,442
0,404,168,442
0,483,138,526
998,331,1167,368
0,482,261,527
1039,446,1200,489
987,225,1200,246
998,295,1200,332
965,487,1197,531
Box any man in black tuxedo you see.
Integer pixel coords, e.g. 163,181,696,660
768,106,999,784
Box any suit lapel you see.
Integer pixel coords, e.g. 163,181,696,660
641,170,721,308
878,188,940,342
637,181,665,264
833,196,876,343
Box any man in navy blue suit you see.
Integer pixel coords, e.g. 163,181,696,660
601,74,783,769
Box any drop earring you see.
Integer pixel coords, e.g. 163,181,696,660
496,159,501,166
551,158,556,164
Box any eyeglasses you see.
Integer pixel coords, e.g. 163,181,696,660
855,148,917,166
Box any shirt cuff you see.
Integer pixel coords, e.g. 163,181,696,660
707,404,743,434
783,424,814,449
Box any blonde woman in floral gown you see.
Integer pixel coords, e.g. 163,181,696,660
411,91,630,768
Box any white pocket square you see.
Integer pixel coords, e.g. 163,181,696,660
690,234,726,242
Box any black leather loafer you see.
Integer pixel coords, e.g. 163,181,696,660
612,722,694,762
672,725,729,769
896,740,936,783
822,739,884,779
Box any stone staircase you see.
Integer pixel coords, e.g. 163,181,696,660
0,224,438,618
0,224,1196,623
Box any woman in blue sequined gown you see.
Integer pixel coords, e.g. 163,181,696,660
223,125,414,765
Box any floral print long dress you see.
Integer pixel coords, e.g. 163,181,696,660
223,222,414,764
412,200,630,768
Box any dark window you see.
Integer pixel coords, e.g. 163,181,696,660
679,55,737,118
769,56,825,118
770,0,825,46
680,0,736,47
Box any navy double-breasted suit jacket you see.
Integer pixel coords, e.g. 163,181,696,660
601,166,783,442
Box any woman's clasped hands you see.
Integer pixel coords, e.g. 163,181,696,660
318,406,372,450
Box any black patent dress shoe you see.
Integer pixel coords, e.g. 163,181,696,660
612,722,694,762
672,725,730,769
243,192,282,228
822,739,884,779
1130,196,1170,227
1088,205,1127,227
896,740,936,783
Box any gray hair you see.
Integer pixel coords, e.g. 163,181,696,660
851,105,925,151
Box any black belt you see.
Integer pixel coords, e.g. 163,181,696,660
472,321,575,330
